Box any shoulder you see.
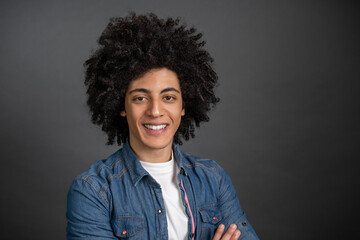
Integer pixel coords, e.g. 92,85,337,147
182,152,219,169
177,148,227,180
67,148,126,206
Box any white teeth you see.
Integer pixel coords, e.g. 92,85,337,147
144,124,167,130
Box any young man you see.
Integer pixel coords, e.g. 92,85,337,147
67,13,259,240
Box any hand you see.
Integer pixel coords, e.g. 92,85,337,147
212,224,241,240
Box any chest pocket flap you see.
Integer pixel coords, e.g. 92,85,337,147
198,206,223,224
111,216,144,238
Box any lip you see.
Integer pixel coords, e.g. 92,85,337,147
142,122,169,136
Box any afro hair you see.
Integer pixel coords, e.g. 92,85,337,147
84,13,219,145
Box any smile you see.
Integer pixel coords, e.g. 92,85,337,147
144,124,167,130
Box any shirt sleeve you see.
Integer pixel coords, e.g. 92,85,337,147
66,176,117,240
216,165,260,240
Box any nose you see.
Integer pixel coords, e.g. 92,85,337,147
147,98,163,117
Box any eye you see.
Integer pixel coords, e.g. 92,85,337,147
133,96,147,102
163,96,175,101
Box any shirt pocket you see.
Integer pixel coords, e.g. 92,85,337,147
111,215,144,239
198,206,223,239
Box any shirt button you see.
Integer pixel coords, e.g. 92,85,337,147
122,230,126,235
157,209,162,214
241,221,247,226
213,216,217,221
189,233,195,238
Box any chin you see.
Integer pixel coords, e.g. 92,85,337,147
142,138,173,150
147,141,172,150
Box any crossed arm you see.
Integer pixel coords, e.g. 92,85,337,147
67,164,258,239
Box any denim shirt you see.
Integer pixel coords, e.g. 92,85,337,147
66,142,259,240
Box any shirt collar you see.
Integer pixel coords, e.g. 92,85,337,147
172,142,188,176
121,141,188,186
121,141,149,186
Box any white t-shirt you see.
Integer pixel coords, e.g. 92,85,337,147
140,153,188,240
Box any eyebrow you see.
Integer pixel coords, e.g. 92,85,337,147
128,88,150,94
128,87,180,94
160,87,180,94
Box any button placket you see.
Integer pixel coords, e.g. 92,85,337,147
152,186,167,239
180,179,195,240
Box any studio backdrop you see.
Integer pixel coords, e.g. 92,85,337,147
0,0,358,239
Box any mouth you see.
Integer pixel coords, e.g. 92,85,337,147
142,123,169,135
144,124,167,130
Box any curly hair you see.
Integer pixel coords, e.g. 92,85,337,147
84,13,219,145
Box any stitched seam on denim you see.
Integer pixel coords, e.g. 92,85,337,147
81,174,110,208
98,168,128,199
197,158,212,161
127,228,144,237
95,158,122,175
82,172,96,180
197,205,223,223
149,187,162,240
110,157,122,168
112,216,145,237
95,164,104,175
82,173,99,191
183,162,216,171
98,182,109,200
112,216,144,219
114,227,144,237
108,167,128,180
197,204,217,211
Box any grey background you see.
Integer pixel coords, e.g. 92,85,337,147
0,0,358,239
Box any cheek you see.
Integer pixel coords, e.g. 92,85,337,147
126,107,144,126
126,112,137,124
172,107,184,123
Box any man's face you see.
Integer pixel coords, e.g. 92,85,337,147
121,68,185,154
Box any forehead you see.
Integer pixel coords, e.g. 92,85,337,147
127,68,181,92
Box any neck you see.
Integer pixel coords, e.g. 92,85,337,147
129,141,173,163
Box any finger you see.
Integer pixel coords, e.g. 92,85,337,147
221,224,237,240
231,229,241,240
213,224,225,240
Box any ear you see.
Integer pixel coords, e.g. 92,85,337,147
120,110,126,117
181,108,185,116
